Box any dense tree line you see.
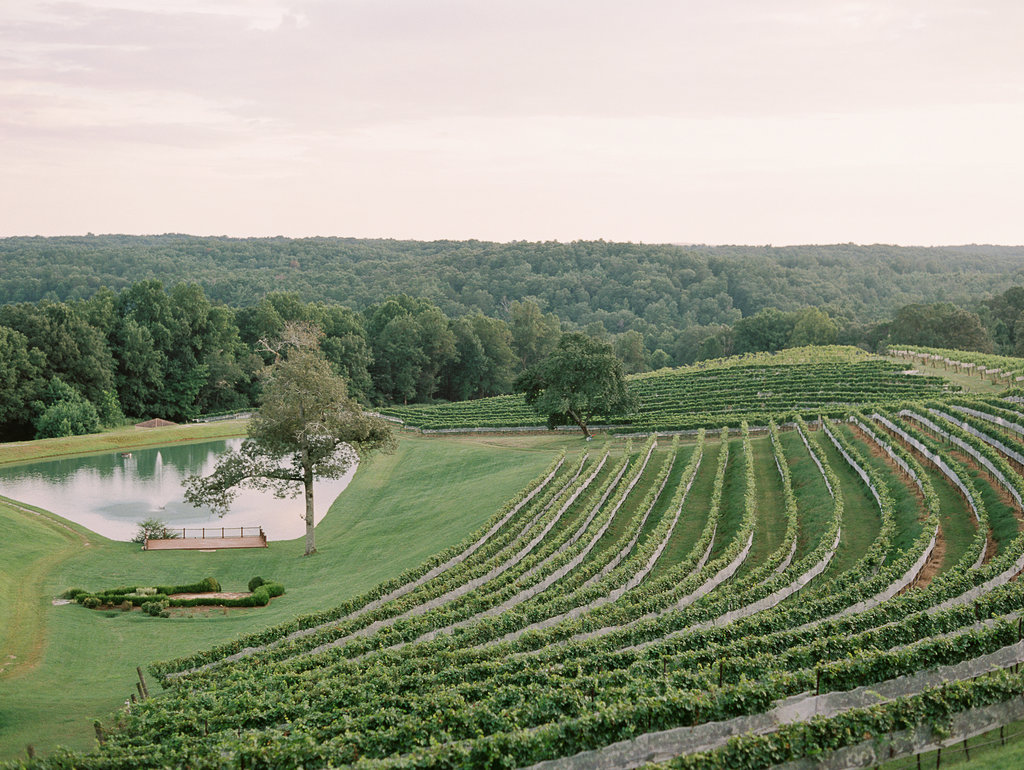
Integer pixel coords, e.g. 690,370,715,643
0,283,571,441
2,236,1023,362
2,276,1017,443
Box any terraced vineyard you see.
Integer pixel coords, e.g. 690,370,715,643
381,346,953,431
32,379,1024,768
892,345,1024,383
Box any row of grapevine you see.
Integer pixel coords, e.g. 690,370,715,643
380,355,953,432
890,344,1024,381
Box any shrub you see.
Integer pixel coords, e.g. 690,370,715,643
61,588,87,600
131,519,179,545
158,577,221,594
250,586,271,606
198,577,221,593
248,576,265,592
155,577,221,595
82,596,101,609
141,600,169,617
263,582,285,598
118,600,132,612
112,593,168,606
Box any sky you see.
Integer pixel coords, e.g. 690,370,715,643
1,0,1022,245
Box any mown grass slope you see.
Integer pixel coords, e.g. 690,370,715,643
0,430,567,759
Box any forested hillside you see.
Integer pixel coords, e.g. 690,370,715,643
4,236,1023,334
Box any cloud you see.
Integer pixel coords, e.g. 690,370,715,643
0,0,309,31
2,0,1023,241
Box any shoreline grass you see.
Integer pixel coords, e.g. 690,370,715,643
0,420,249,468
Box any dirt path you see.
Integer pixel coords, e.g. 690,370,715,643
169,592,250,600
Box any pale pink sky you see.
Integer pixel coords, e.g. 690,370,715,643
1,1,1022,244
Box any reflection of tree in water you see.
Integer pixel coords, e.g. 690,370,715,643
0,437,350,541
47,453,120,480
133,448,158,480
160,440,239,477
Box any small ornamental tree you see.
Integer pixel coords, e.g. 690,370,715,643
131,517,178,544
184,323,396,556
516,332,635,438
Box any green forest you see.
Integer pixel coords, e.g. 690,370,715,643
2,236,1024,442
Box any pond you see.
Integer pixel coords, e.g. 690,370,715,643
0,439,355,542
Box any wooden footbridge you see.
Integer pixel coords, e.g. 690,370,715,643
144,526,267,550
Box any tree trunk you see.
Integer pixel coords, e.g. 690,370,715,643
567,408,591,439
302,451,317,556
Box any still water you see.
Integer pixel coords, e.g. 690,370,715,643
0,439,355,541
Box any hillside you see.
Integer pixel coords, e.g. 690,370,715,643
7,347,1024,768
382,346,954,431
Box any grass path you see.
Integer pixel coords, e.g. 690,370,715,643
646,439,716,583
779,429,833,561
0,500,90,679
709,438,746,565
746,435,788,568
809,428,882,585
918,463,977,574
837,423,923,563
0,427,567,760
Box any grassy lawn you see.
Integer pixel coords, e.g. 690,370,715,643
0,426,569,760
0,501,90,681
882,717,1024,770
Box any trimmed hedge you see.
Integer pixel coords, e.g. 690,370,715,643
70,577,283,612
